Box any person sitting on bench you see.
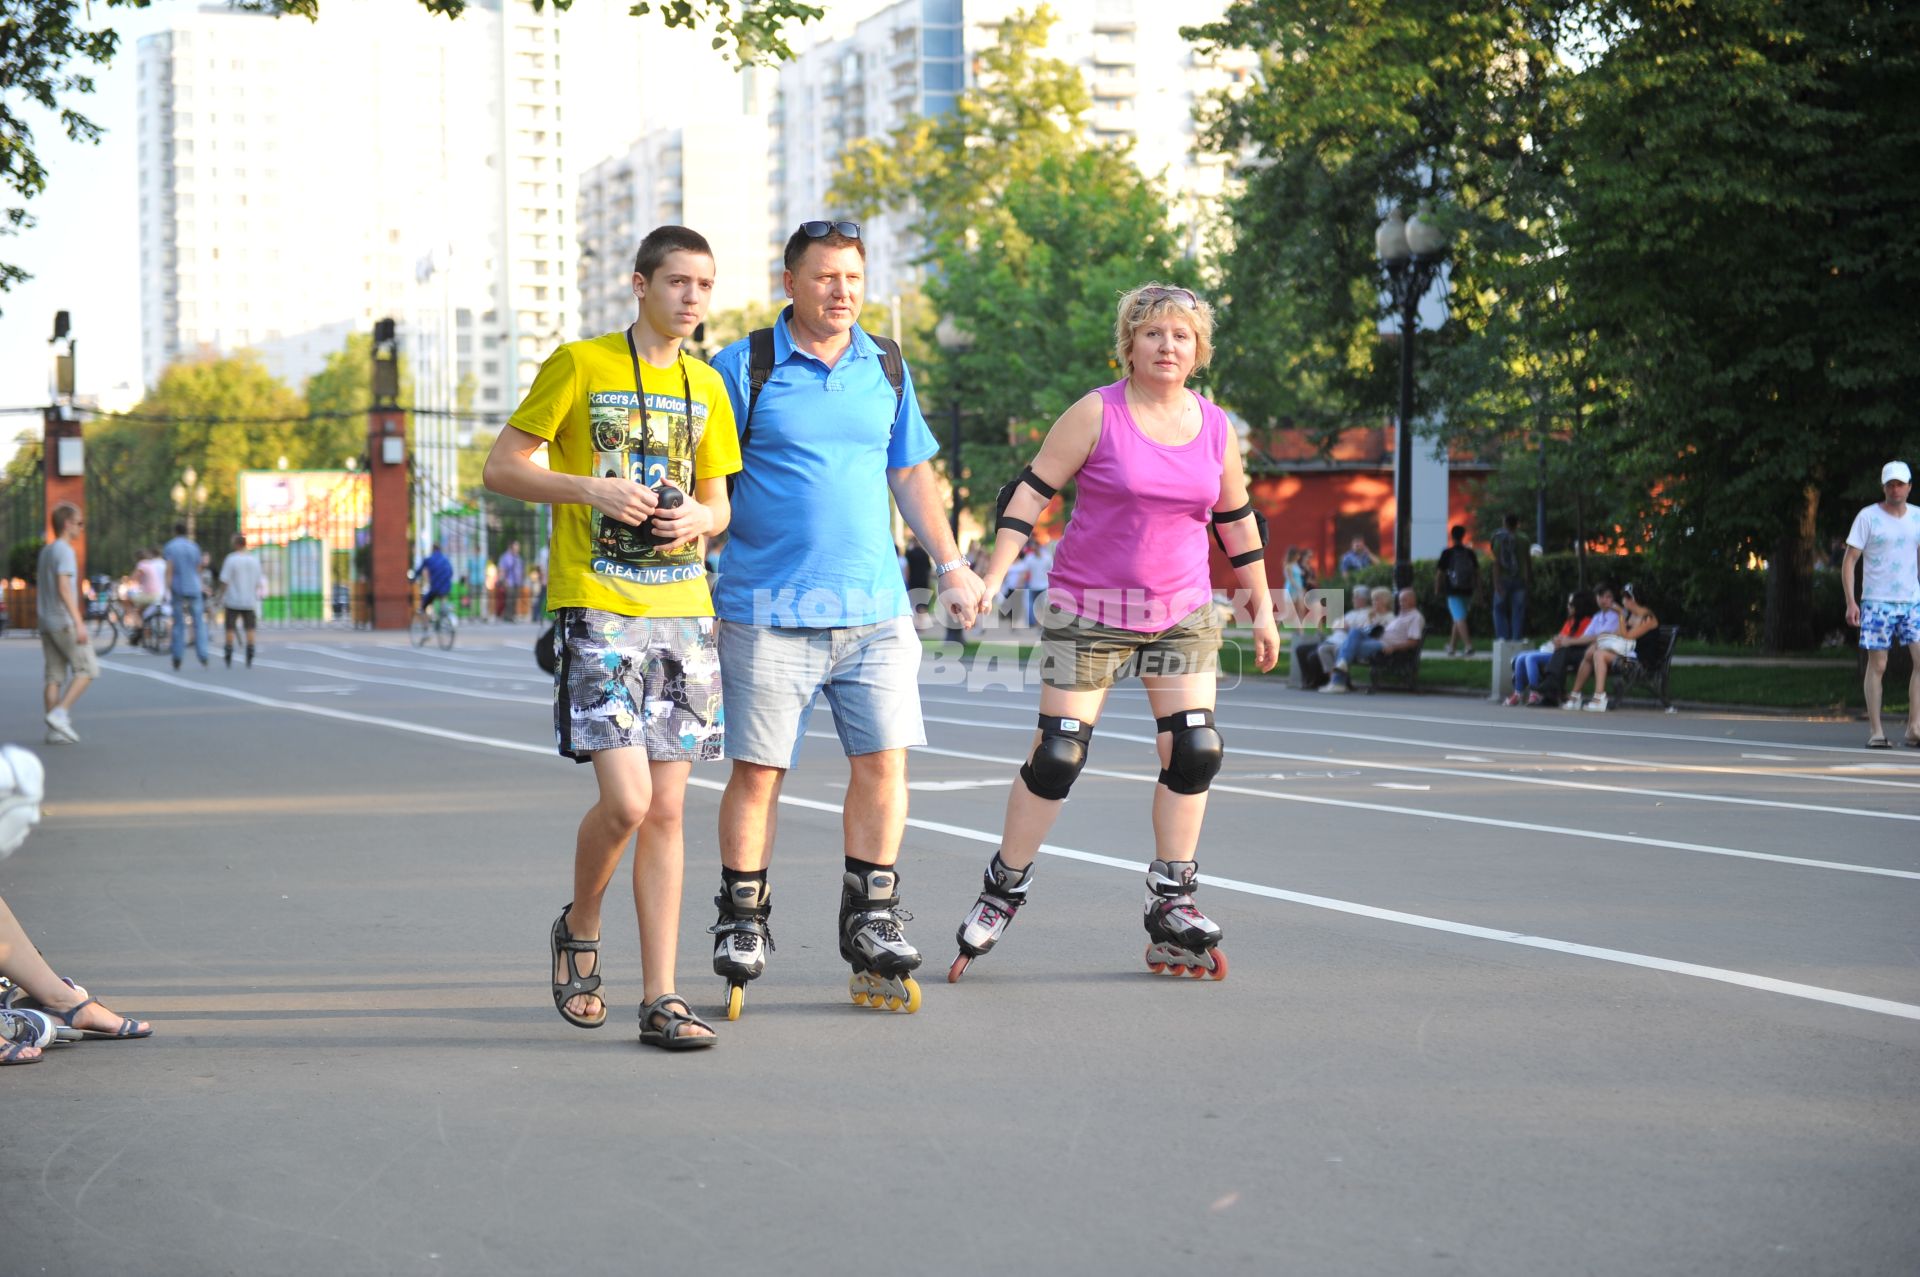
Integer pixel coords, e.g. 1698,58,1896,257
1322,586,1423,693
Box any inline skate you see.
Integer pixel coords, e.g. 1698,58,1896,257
1143,858,1227,980
710,876,774,1021
948,853,1034,983
840,866,922,1012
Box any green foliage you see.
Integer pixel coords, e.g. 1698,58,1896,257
831,8,1198,518
303,331,412,469
9,538,42,582
1,0,820,307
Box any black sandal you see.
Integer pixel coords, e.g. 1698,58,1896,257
550,904,607,1028
638,994,717,1051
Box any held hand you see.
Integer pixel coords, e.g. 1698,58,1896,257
1846,600,1860,627
650,497,715,553
585,476,659,527
937,565,988,627
1253,617,1282,672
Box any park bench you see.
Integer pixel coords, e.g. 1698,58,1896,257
1365,645,1423,693
1609,624,1680,709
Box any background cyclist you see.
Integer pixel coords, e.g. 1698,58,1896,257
413,543,455,618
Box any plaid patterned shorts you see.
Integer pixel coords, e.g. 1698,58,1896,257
554,608,724,763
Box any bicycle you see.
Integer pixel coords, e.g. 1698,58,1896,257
139,605,171,655
83,577,121,656
409,596,458,650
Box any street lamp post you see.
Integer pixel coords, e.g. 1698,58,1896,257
171,465,209,542
1375,207,1449,591
935,316,975,645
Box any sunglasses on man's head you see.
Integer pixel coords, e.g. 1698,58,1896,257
799,220,861,240
1136,285,1199,309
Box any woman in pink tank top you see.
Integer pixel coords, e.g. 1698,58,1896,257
943,284,1280,986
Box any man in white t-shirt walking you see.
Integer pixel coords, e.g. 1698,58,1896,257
1842,460,1920,749
217,534,266,669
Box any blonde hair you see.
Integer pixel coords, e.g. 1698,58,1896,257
1114,283,1215,377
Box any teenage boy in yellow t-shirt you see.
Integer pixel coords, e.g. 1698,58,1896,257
483,225,742,1051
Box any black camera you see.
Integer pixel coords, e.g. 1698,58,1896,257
641,482,685,547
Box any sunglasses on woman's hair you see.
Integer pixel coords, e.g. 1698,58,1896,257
799,220,861,240
1136,286,1199,308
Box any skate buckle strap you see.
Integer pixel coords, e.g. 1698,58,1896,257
709,917,776,951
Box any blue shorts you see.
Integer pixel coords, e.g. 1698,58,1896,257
716,616,925,769
1446,594,1471,623
1859,600,1920,651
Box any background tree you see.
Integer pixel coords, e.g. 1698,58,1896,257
302,331,413,472
1,0,822,307
832,7,1198,521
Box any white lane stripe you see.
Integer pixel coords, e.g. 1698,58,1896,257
257,658,548,706
102,659,1920,1021
919,712,1920,825
285,644,548,683
910,742,1920,882
918,692,1920,791
916,689,1906,759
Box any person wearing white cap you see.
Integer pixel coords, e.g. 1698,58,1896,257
1842,460,1920,748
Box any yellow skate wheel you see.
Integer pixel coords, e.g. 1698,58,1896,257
725,983,744,1021
848,974,868,1006
901,977,922,1014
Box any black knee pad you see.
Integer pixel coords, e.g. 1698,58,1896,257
1157,709,1223,794
1019,714,1094,801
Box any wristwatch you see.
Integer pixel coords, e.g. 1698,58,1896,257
933,558,968,576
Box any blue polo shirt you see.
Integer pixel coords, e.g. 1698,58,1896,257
710,308,938,627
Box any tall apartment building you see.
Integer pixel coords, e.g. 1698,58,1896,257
136,0,580,421
769,0,1251,300
575,72,777,336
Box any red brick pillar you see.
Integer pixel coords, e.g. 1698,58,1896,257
368,408,410,629
43,408,86,575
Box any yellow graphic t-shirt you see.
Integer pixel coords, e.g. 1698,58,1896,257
509,331,742,617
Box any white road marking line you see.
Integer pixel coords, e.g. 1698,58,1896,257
104,660,1920,1021
922,692,1920,792
1375,783,1431,791
257,658,547,706
917,689,1900,759
920,713,1920,825
1742,753,1794,761
285,644,547,683
906,780,1010,792
911,742,1920,882
1444,755,1493,763
287,684,356,696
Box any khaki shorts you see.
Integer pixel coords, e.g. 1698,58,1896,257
41,626,100,686
1039,604,1221,691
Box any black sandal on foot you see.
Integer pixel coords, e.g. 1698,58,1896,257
638,994,716,1051
550,904,607,1029
45,998,151,1040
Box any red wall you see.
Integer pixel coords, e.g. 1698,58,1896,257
1208,469,1488,590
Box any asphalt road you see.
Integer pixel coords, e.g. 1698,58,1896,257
1,624,1915,1276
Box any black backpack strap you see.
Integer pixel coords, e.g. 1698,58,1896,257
871,335,906,413
744,327,776,445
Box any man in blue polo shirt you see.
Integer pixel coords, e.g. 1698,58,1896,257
707,219,985,1017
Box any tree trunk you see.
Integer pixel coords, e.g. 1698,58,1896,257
1762,483,1819,652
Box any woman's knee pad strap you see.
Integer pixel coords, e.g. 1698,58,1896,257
1019,714,1094,800
1156,709,1223,794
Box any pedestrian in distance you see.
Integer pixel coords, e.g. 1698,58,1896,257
1435,523,1478,657
0,744,153,1065
161,521,209,670
1578,582,1659,713
1338,536,1376,575
484,224,741,1050
36,503,95,745
1489,513,1531,643
218,533,265,669
951,282,1280,984
1842,460,1920,749
412,544,454,617
704,219,988,1020
497,539,526,622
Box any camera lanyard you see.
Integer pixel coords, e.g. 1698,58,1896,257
625,324,691,484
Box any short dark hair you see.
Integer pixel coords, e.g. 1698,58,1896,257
1504,513,1520,529
1450,524,1467,541
783,224,865,273
232,533,247,549
633,226,714,281
174,521,189,536
50,502,80,534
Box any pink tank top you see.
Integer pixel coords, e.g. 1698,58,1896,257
1046,380,1228,632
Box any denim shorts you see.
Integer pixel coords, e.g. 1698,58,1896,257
554,608,724,763
716,615,925,769
1859,599,1920,651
